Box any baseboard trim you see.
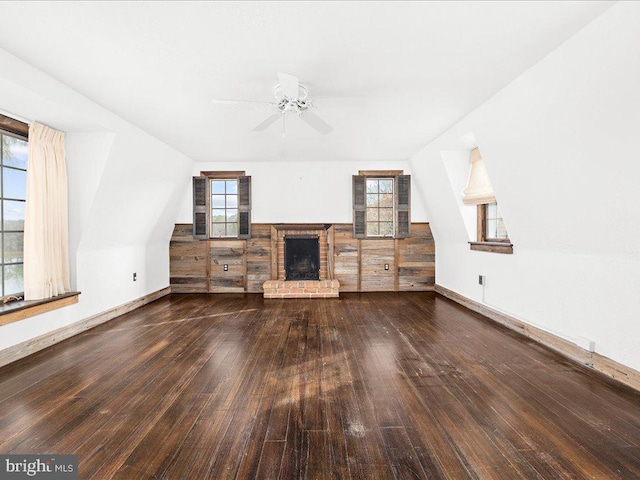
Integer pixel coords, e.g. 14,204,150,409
0,287,171,369
435,284,640,392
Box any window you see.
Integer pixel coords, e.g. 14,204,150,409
210,179,238,237
1,130,28,299
353,171,410,239
484,202,508,241
192,171,251,240
366,178,394,237
470,202,513,254
463,147,513,254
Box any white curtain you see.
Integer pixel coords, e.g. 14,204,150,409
462,147,496,205
23,121,70,300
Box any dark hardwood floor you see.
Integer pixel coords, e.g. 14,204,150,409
1,292,639,479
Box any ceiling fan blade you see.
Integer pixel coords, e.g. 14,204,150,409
252,113,281,132
300,111,333,135
278,72,299,99
212,98,275,106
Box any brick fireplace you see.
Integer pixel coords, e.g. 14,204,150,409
262,224,340,298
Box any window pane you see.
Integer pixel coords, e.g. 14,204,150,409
379,222,393,237
366,194,378,207
379,179,393,193
211,195,225,208
366,222,379,236
366,180,378,193
226,194,238,208
211,223,225,237
497,218,508,238
379,193,393,208
226,209,238,222
486,219,497,239
212,209,226,222
3,232,23,263
366,208,379,222
4,264,23,295
226,180,238,194
3,168,27,200
2,135,28,169
486,202,497,219
379,208,393,222
3,200,25,231
226,222,238,237
211,180,225,194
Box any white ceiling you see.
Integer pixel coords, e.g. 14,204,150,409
0,1,612,163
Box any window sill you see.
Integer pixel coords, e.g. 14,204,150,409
0,292,80,326
469,242,513,254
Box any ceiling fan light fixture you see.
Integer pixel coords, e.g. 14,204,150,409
274,83,308,101
222,72,332,135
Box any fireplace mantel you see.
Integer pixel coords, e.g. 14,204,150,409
271,223,331,231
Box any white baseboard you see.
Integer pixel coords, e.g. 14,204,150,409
435,284,640,392
0,287,171,368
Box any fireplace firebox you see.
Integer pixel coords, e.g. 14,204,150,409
285,235,320,281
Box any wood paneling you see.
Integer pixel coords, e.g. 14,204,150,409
246,224,272,293
332,224,359,292
398,222,436,290
210,240,245,293
2,293,639,478
360,239,395,292
169,222,435,293
169,224,208,293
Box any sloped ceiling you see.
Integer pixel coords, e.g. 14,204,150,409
0,1,612,162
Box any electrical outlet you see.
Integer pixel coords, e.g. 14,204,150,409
384,264,389,271
478,275,484,285
223,264,228,272
133,272,137,282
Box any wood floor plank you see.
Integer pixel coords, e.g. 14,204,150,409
1,292,639,479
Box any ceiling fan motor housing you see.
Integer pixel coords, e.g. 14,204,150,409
274,82,309,101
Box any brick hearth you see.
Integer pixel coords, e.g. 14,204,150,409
263,280,340,299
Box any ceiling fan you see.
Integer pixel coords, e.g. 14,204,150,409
212,72,333,136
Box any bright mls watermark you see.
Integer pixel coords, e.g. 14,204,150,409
0,455,77,479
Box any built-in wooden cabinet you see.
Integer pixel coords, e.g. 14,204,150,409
170,223,435,293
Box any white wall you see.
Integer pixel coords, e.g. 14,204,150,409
409,2,640,372
176,160,429,224
0,48,193,351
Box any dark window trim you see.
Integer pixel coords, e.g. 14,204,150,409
1,127,28,297
469,241,513,254
193,171,251,240
0,292,80,326
200,170,246,178
0,114,29,139
358,169,403,177
364,176,395,239
353,170,410,240
209,177,240,239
